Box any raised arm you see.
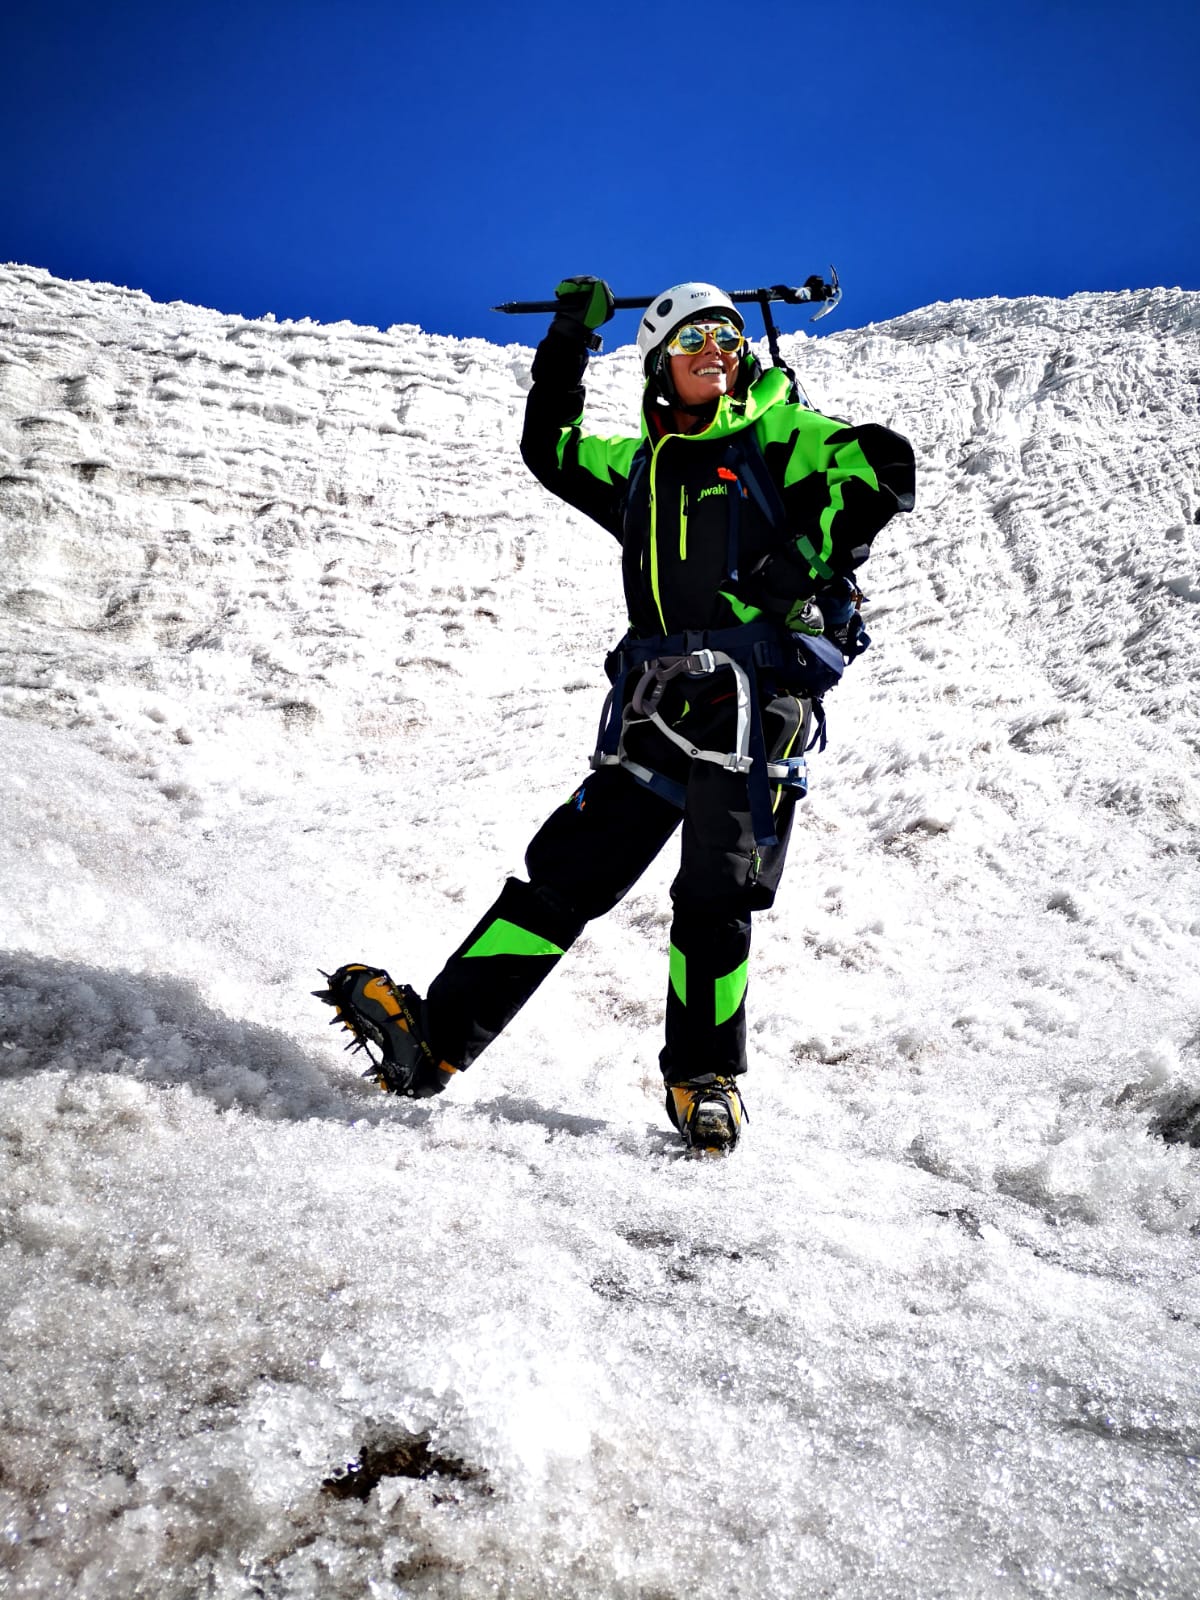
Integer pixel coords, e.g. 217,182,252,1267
519,277,640,541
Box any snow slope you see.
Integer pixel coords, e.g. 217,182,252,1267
2,263,1199,1599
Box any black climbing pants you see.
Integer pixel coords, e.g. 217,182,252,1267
424,683,803,1083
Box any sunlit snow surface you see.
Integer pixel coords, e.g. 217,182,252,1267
2,264,1199,1598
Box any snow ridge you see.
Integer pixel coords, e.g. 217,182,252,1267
2,264,1199,1599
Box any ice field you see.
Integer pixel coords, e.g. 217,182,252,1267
1,263,1199,1597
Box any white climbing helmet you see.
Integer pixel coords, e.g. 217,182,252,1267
636,282,744,375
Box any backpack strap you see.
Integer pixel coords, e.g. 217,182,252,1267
731,426,837,588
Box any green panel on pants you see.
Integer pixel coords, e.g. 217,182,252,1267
464,918,566,960
669,944,749,1028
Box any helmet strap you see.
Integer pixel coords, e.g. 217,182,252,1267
650,348,677,402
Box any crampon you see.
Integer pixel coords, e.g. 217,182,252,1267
666,1077,747,1153
314,964,457,1098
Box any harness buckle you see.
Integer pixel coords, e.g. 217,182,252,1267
685,649,717,676
768,756,810,797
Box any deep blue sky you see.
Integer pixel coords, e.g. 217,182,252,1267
3,0,1198,349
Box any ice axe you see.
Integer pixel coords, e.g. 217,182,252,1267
494,269,841,397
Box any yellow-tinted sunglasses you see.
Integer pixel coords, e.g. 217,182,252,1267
664,320,745,358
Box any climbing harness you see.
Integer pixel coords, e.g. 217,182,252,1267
591,618,845,849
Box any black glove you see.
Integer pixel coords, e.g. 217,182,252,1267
551,275,615,350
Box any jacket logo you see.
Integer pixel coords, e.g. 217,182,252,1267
697,484,726,501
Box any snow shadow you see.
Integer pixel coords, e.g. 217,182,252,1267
0,950,394,1124
468,1093,610,1139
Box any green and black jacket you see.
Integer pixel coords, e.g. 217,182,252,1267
521,325,915,639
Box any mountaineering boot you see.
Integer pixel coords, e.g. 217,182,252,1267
314,964,458,1098
666,1076,746,1153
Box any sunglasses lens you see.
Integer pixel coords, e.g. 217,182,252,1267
674,325,707,354
713,325,742,352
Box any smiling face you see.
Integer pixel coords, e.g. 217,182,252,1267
667,326,741,408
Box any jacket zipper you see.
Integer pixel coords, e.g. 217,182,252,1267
648,437,669,633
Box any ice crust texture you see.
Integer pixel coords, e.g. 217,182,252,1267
1,263,1199,1598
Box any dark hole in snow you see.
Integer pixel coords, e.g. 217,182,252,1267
933,1206,983,1238
1148,1094,1200,1149
321,1432,484,1501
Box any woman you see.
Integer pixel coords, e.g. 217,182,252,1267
320,276,915,1151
